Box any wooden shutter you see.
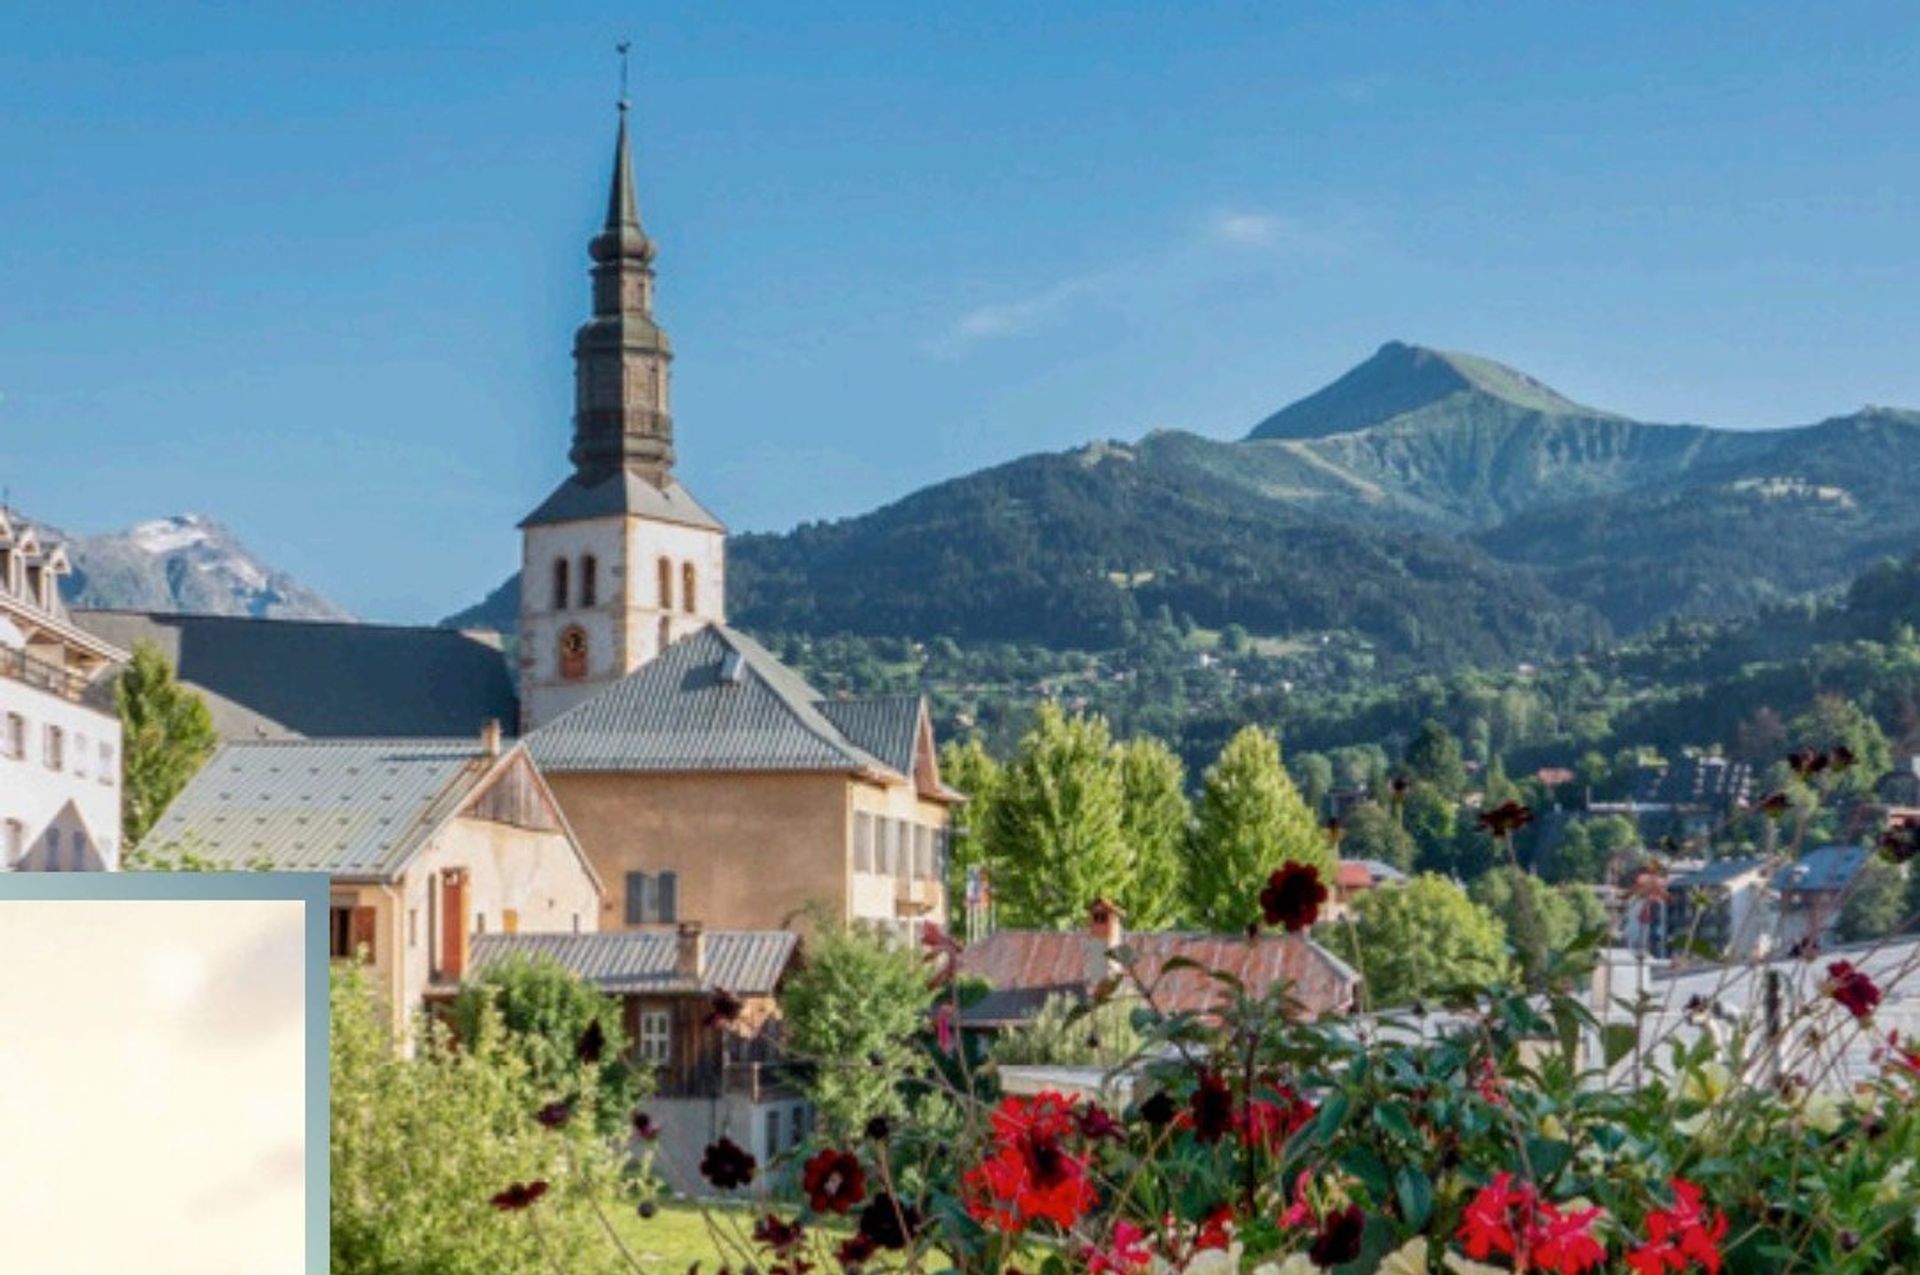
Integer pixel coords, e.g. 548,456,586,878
625,872,648,926
350,906,377,961
657,872,677,923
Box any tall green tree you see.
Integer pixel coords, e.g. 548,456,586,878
780,922,934,1138
1289,750,1335,815
1790,694,1892,797
1115,735,1190,928
985,704,1129,929
1403,782,1459,874
1404,719,1468,797
117,640,218,846
1185,726,1328,931
1333,874,1509,1008
1837,858,1907,942
939,736,1003,914
1339,799,1416,872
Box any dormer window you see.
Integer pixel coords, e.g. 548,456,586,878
682,562,697,614
551,558,570,610
580,555,598,607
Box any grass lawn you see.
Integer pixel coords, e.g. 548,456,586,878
587,1202,970,1271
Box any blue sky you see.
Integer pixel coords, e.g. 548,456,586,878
3,2,1917,622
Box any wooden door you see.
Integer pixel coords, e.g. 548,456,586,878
440,870,469,979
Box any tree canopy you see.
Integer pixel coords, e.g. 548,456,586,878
1184,726,1329,931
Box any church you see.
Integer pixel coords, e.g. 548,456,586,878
84,103,958,943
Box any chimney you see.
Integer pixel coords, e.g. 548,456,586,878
1085,897,1124,985
675,920,706,982
480,719,502,757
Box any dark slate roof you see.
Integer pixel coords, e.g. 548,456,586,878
518,470,724,532
960,984,1082,1029
467,930,798,995
1673,856,1772,889
526,623,906,777
958,930,1360,1021
145,738,506,878
1630,756,1755,808
72,610,517,741
815,695,924,777
1773,844,1871,894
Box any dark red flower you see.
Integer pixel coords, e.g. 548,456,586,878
863,1115,891,1142
700,1137,758,1190
932,1002,958,1054
1787,748,1827,778
489,1180,550,1211
1829,745,1857,771
801,1148,867,1215
965,1093,1095,1233
1077,1102,1124,1141
576,1019,607,1064
1238,1084,1315,1154
1878,823,1920,864
1826,960,1882,1020
1187,1070,1235,1144
1757,791,1793,819
631,1109,661,1141
753,1214,807,1255
1308,1205,1365,1268
856,1193,920,1250
1880,1030,1920,1079
1389,774,1412,799
1258,861,1328,932
707,989,744,1028
535,1099,574,1130
1137,1091,1176,1127
835,1234,877,1269
1478,801,1535,838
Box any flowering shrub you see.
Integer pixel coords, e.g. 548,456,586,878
487,822,1920,1272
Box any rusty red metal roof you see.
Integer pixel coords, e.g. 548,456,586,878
957,928,1359,1020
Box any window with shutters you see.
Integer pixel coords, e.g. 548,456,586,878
625,871,679,925
331,905,377,960
638,1009,671,1064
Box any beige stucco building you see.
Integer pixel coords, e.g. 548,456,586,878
516,106,958,939
142,731,603,1036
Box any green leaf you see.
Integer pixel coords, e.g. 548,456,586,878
1601,1022,1639,1069
1394,1164,1434,1230
1374,1100,1420,1144
1313,1091,1352,1144
1525,1136,1572,1181
1337,1144,1391,1200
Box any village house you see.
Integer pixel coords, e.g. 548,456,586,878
1772,843,1873,950
957,900,1362,1036
1662,856,1777,960
0,510,126,870
461,924,805,1193
141,728,602,1037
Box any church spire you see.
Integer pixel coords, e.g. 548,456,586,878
570,93,674,486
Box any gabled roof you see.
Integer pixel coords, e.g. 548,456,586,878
1773,844,1870,894
519,470,724,532
526,623,914,779
72,610,517,741
1673,856,1772,889
144,738,563,881
466,930,799,996
957,930,1360,1022
816,695,924,778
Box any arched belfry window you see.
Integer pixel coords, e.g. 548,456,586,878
558,626,588,681
682,562,697,614
580,555,598,608
657,556,673,609
551,558,570,611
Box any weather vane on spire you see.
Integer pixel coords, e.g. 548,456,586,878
616,40,632,112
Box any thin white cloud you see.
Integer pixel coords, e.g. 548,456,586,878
928,206,1340,356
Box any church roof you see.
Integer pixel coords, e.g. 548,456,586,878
72,610,518,741
526,623,913,779
144,738,533,880
518,470,724,532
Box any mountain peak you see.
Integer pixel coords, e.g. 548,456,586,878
1246,341,1619,442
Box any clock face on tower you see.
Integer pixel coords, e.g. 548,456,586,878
558,626,589,680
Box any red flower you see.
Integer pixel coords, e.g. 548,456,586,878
754,1214,807,1255
535,1100,573,1130
576,1019,607,1064
1826,960,1882,1021
1309,1205,1366,1267
1237,1085,1315,1154
1086,1220,1154,1275
631,1109,661,1141
1193,1204,1237,1252
489,1179,550,1211
1077,1103,1125,1141
700,1137,757,1190
1878,823,1920,864
964,1093,1096,1233
1473,1055,1508,1106
1458,1174,1606,1274
1757,791,1793,819
1627,1178,1727,1275
932,1002,957,1054
835,1233,877,1269
1259,862,1328,931
801,1148,867,1215
1880,1030,1920,1079
1279,1171,1316,1230
1187,1070,1236,1144
856,1193,920,1250
1478,800,1535,838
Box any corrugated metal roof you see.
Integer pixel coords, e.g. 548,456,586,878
467,930,798,995
1773,844,1870,894
1673,856,1772,889
526,624,904,777
816,696,923,777
144,738,496,878
958,930,1359,1019
518,471,725,532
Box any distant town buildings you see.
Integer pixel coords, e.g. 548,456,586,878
0,510,125,870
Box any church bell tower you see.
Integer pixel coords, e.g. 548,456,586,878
517,99,727,732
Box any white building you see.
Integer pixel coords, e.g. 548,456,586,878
0,511,127,870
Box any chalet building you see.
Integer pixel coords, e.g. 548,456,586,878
958,901,1361,1034
1324,858,1407,920
1590,754,1754,841
1662,856,1777,960
1773,844,1873,950
463,924,805,1194
142,730,602,1037
515,103,958,940
0,511,127,870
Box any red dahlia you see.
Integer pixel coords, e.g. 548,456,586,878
1826,960,1882,1021
1258,861,1328,932
801,1148,867,1215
